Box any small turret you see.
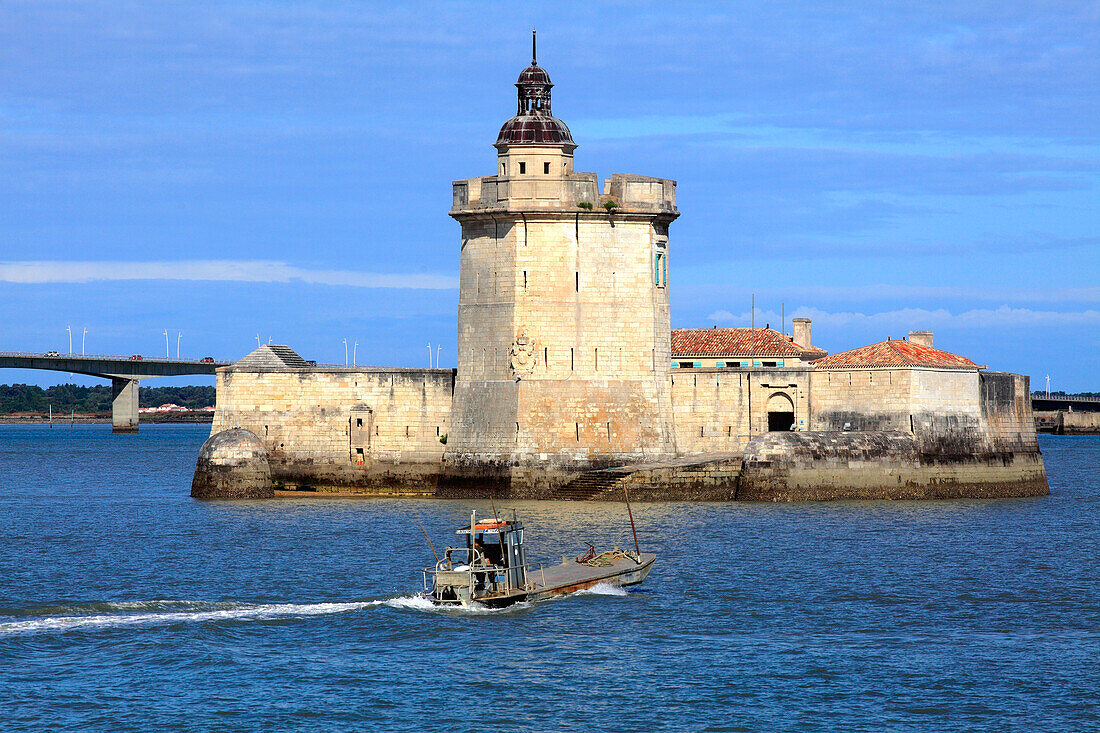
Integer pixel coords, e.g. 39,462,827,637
494,30,576,179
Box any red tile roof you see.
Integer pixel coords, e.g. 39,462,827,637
814,339,984,370
671,328,822,358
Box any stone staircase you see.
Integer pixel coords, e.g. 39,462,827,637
555,469,630,500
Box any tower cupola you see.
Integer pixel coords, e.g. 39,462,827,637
495,31,576,152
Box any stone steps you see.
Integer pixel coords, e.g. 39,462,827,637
554,470,630,500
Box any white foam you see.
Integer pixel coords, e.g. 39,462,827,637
378,595,437,612
0,592,537,636
0,600,381,636
573,582,630,597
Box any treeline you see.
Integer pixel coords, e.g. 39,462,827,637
1032,391,1100,399
0,384,216,414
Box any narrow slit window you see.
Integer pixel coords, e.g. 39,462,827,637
594,347,598,371
543,162,550,174
570,348,574,371
575,423,580,441
519,162,526,174
523,270,527,290
544,346,548,368
575,272,579,292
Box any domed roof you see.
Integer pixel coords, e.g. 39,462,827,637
495,32,575,149
496,114,575,147
517,64,552,87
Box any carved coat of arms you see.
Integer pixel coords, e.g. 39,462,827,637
509,328,537,380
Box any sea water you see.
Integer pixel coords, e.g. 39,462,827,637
0,425,1097,731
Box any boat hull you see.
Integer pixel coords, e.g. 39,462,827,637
529,552,656,601
426,553,656,609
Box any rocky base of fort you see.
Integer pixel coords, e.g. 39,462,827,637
735,430,1049,501
199,427,1048,502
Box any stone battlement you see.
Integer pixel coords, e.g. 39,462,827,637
452,172,677,216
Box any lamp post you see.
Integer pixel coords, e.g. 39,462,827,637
255,334,261,348
66,325,73,382
343,338,348,366
82,327,87,356
353,340,358,367
177,331,182,360
436,344,441,369
163,330,169,358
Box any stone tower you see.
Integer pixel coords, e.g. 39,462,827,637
443,33,680,494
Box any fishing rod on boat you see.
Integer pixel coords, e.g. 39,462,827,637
410,511,439,564
623,486,641,563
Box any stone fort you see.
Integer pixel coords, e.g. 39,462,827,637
194,40,1047,501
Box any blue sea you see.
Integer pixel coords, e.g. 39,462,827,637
0,424,1097,731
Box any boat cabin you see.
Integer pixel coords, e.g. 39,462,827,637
457,515,529,592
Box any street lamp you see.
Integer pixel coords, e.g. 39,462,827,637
353,340,358,367
177,331,182,360
66,325,72,354
436,344,442,369
343,338,348,366
82,327,87,356
427,342,432,368
163,330,169,358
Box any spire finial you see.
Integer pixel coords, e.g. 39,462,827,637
532,28,537,65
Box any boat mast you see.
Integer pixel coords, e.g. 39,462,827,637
624,486,641,560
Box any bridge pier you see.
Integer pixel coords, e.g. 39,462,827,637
112,377,140,433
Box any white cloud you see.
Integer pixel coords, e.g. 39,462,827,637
0,261,458,290
706,305,1100,329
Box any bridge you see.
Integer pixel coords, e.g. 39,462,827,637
0,351,231,432
1031,395,1100,413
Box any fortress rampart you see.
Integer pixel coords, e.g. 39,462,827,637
737,372,1046,500
210,364,454,492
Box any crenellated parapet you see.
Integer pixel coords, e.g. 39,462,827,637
451,172,678,218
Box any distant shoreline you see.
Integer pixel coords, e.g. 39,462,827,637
0,413,213,424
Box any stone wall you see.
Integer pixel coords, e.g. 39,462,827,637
736,370,1047,500
669,367,811,454
810,368,913,432
211,366,454,490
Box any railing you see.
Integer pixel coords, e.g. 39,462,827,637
422,546,547,596
0,351,230,365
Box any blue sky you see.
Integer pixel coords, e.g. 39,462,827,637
2,1,1098,391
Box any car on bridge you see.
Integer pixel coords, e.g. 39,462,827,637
45,350,60,357
200,356,215,363
129,355,143,361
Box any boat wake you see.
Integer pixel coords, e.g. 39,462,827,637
572,582,630,597
0,594,505,636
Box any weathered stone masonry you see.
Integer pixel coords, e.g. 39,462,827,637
209,356,454,491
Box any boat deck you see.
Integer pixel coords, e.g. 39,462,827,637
530,552,656,596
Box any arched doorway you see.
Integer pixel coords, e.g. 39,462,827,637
766,393,795,432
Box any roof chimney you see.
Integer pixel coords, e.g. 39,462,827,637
908,330,933,347
792,318,811,347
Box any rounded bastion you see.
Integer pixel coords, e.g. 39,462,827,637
191,428,274,499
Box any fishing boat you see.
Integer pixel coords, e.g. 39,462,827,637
422,510,656,608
